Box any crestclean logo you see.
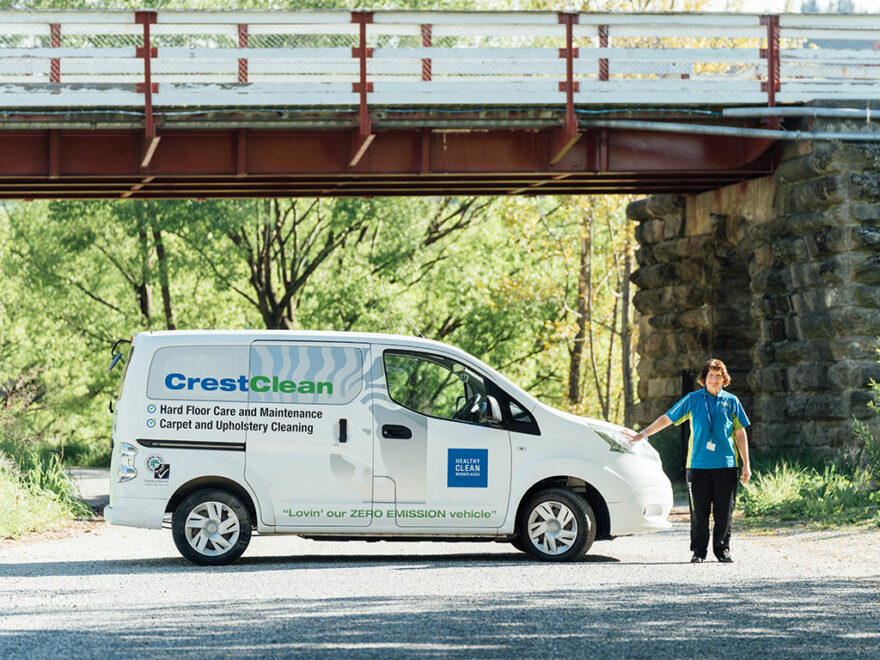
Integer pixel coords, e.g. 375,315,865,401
164,373,334,395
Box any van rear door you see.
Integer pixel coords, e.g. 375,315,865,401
245,341,374,528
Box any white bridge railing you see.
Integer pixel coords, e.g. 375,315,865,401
0,10,879,109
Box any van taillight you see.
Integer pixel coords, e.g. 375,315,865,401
118,442,138,483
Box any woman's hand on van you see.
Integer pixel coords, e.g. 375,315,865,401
622,428,645,443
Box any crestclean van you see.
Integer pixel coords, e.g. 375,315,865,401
105,330,672,565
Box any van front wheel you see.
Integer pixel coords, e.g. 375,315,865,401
519,488,596,562
172,489,252,566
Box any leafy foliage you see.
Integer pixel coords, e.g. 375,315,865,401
739,459,880,527
852,374,880,489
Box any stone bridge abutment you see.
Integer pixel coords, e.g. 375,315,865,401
630,122,880,455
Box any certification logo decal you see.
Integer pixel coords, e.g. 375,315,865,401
145,454,171,480
447,448,488,488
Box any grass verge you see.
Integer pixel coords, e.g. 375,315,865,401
1,417,92,540
738,456,880,530
0,459,83,538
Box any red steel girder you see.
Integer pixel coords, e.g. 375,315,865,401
0,169,767,200
0,126,775,199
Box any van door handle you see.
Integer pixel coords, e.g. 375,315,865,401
339,418,348,443
382,424,412,439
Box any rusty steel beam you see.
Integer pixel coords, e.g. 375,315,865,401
0,174,769,199
0,126,775,199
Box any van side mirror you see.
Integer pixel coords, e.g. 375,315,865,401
486,395,504,426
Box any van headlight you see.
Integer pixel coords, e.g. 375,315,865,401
588,424,662,465
631,436,662,464
589,425,633,454
118,442,138,483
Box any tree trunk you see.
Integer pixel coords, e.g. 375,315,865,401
135,205,153,325
567,216,592,406
604,291,618,420
622,234,634,428
152,229,176,330
586,205,605,415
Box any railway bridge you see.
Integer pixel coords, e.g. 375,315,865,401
2,9,879,450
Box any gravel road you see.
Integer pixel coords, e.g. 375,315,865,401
1,477,879,659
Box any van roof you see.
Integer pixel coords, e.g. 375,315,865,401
136,329,454,350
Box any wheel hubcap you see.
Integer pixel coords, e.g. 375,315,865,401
184,501,240,557
527,500,578,556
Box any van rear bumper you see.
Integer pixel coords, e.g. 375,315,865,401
607,485,673,536
104,496,166,530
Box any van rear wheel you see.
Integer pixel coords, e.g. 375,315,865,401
172,489,252,566
518,488,596,562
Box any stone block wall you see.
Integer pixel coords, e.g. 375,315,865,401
629,122,880,453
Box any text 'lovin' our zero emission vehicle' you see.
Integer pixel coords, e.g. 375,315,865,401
105,331,672,566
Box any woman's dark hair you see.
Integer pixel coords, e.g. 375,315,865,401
697,358,731,387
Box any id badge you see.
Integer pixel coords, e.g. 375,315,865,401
706,441,716,452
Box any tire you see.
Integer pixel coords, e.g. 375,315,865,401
172,489,252,566
517,487,596,562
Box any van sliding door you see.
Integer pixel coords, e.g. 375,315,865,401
244,341,374,528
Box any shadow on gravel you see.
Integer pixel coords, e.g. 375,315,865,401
1,579,878,658
0,551,621,578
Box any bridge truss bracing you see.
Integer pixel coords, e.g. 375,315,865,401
0,10,878,199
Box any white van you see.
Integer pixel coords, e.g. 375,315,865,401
105,330,672,565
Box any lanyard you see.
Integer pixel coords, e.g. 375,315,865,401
703,391,718,432
702,392,718,451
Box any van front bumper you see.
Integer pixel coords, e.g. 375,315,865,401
607,485,673,536
104,496,167,530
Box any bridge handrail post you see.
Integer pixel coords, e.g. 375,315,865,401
238,24,248,83
557,12,578,137
350,11,374,167
550,12,581,166
49,23,60,84
598,23,609,82
760,14,781,127
135,10,159,169
421,23,432,81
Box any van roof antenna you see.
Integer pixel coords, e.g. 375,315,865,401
404,316,425,338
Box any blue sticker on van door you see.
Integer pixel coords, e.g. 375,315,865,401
447,448,488,488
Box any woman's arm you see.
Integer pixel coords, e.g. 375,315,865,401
735,428,751,483
625,414,673,442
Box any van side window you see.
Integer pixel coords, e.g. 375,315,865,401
383,350,490,425
509,400,531,423
504,396,540,435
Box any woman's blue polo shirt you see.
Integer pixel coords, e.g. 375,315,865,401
665,388,750,469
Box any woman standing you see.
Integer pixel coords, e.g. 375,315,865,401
630,358,751,563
